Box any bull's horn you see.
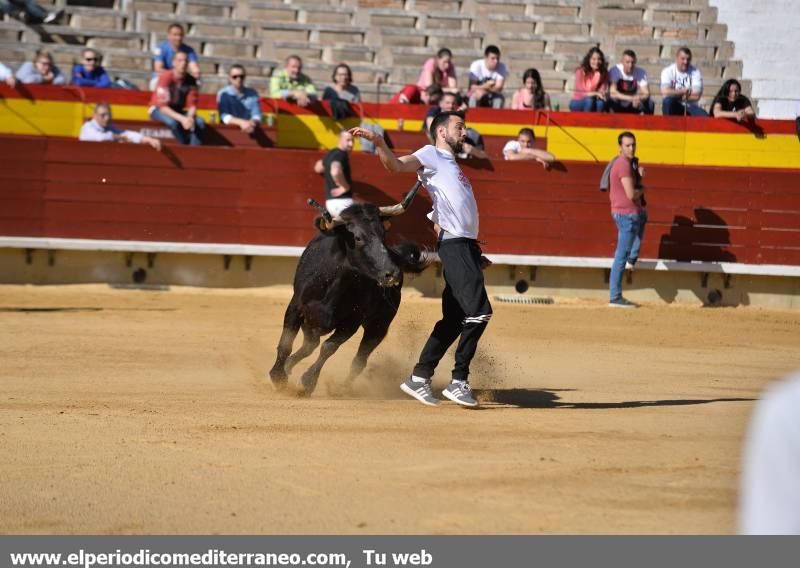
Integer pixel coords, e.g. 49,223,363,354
307,198,343,230
379,179,423,217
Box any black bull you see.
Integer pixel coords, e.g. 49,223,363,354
269,188,431,396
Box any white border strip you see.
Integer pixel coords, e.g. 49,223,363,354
2,237,800,278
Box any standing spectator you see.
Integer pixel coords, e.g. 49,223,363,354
569,46,608,113
468,45,507,109
152,23,200,85
71,48,111,88
739,371,800,535
416,48,458,93
711,79,755,123
149,51,205,146
502,127,555,169
16,49,65,85
608,50,654,115
269,55,317,108
389,83,442,106
660,46,707,116
0,61,16,87
79,102,162,150
312,130,355,220
322,63,361,120
606,131,645,307
511,68,551,111
0,0,62,24
217,64,262,134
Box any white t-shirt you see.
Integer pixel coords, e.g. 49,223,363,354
468,59,508,85
739,372,800,534
660,63,703,93
502,140,521,159
412,145,479,239
609,63,648,93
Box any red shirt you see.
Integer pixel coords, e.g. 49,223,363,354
149,70,199,112
389,84,422,104
609,156,641,215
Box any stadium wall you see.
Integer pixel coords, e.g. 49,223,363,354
1,135,799,308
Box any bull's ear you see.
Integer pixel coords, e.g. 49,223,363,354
314,216,337,235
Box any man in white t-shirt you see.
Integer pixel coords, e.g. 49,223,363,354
609,49,654,115
349,113,492,408
502,128,555,169
739,371,800,534
468,45,508,109
660,46,707,116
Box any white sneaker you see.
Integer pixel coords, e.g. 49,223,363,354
625,261,635,271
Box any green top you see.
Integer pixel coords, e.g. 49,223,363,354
269,69,317,99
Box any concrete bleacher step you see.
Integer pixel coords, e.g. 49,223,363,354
137,12,250,38
475,0,583,19
63,6,129,31
271,40,378,64
387,45,484,67
247,1,298,23
302,60,390,85
260,21,368,44
487,13,591,36
366,8,472,32
36,25,148,49
379,26,483,49
179,0,237,18
189,35,262,58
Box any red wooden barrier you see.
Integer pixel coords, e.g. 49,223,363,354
1,135,799,265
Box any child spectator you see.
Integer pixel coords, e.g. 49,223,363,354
80,102,162,150
71,48,111,88
269,55,317,107
416,48,458,93
149,51,205,146
711,79,755,123
16,49,65,85
468,45,507,108
511,68,551,111
217,64,263,134
569,47,608,112
152,23,200,85
502,127,555,169
608,49,654,114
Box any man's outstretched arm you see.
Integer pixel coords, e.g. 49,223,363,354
350,127,421,173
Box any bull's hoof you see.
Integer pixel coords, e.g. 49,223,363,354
297,372,319,397
269,370,288,391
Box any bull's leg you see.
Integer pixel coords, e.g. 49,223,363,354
284,326,321,374
269,302,302,390
343,324,390,389
297,324,360,397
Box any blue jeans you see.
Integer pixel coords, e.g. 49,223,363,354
569,97,606,112
150,108,206,145
609,98,655,115
629,208,647,265
661,96,708,117
610,212,643,301
0,0,48,19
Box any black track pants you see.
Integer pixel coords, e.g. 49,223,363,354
412,238,492,382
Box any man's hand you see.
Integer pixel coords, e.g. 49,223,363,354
349,126,381,145
293,91,310,107
330,186,348,197
4,75,16,88
180,115,194,130
536,157,551,170
479,255,492,270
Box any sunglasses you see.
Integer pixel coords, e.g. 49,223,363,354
84,57,98,62
230,74,245,80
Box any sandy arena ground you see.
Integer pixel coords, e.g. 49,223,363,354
1,284,799,534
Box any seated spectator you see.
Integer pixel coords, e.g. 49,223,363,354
152,23,200,86
416,48,458,93
217,64,262,134
660,46,707,116
269,55,317,108
312,130,355,220
0,61,16,87
569,47,608,112
424,91,459,136
79,102,162,150
511,68,551,111
796,101,800,142
71,48,111,88
502,127,555,169
711,79,755,123
149,51,205,146
468,45,507,109
0,0,62,24
322,63,361,120
608,49,654,115
16,49,65,85
390,83,442,106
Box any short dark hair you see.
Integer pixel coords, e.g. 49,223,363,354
437,48,453,59
678,46,692,59
622,49,637,60
167,23,184,34
485,45,500,58
429,111,465,142
332,62,352,84
229,63,245,74
618,131,636,145
518,127,535,139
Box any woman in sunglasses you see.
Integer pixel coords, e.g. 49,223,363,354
71,48,111,88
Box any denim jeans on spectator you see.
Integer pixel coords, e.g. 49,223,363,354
610,212,642,301
661,96,708,117
0,0,47,20
469,92,504,109
609,98,655,115
150,109,206,145
628,208,647,265
569,97,606,112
